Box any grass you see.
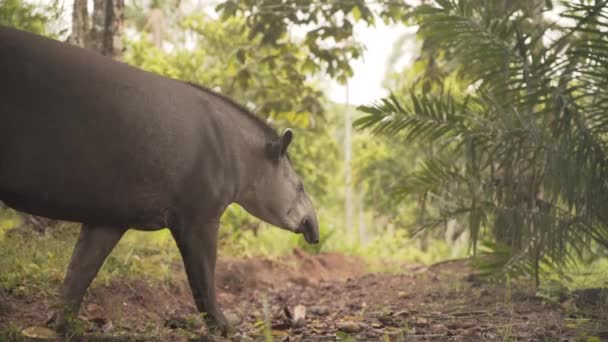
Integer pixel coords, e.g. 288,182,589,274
0,218,182,296
222,217,457,269
2,206,606,305
0,223,75,296
0,206,474,300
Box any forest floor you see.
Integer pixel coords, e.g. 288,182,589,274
1,249,607,341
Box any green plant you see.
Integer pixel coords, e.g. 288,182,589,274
0,323,22,342
536,279,572,306
0,0,62,35
357,0,608,282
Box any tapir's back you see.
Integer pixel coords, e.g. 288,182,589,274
0,26,228,227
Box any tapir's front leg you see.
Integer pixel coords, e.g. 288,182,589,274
171,219,228,334
50,225,125,331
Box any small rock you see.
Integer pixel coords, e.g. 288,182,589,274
394,309,412,317
225,312,241,326
533,327,547,337
446,322,475,330
397,291,409,299
347,302,361,310
365,329,380,337
165,316,188,329
410,317,430,328
87,316,108,329
102,320,114,333
378,314,395,326
337,321,362,333
430,323,448,335
560,298,577,312
86,303,104,314
516,332,532,340
232,334,254,342
293,305,306,327
310,305,329,316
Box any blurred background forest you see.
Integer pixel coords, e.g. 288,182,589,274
1,0,608,303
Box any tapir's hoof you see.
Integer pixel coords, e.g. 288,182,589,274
205,312,231,337
45,311,66,332
45,309,78,335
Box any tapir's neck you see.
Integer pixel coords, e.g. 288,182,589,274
218,109,272,204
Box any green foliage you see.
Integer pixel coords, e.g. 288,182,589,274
296,226,334,255
289,123,342,206
102,229,180,284
336,330,357,341
357,0,608,281
314,225,453,269
0,323,21,342
0,224,75,296
216,0,414,83
123,13,325,121
353,126,416,225
536,279,571,305
215,0,379,83
0,220,182,295
0,0,63,36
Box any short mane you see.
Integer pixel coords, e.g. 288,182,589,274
184,82,278,139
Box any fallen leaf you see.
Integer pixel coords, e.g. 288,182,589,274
21,326,57,340
337,321,362,333
272,329,289,337
86,303,103,314
340,315,362,322
397,291,408,299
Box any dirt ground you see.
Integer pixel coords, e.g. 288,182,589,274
1,249,607,341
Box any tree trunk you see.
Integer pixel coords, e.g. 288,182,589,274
67,0,89,47
89,0,124,59
344,83,355,238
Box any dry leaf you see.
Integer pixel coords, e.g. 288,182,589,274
272,329,289,337
21,326,57,340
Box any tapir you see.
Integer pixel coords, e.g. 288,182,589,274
0,26,319,333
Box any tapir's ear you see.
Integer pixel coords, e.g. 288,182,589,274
279,128,293,156
265,129,293,160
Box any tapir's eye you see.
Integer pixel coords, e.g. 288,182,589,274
297,183,304,192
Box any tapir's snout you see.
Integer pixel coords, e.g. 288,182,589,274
299,215,320,244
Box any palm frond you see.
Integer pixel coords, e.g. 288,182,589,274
357,0,608,281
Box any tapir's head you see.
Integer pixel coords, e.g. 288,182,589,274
237,129,320,244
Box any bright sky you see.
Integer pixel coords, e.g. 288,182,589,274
327,22,415,105
35,0,416,106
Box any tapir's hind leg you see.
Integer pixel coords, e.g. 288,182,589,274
49,224,125,331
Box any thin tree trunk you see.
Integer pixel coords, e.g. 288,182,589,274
344,83,355,238
144,8,165,49
357,190,367,244
90,0,124,59
67,0,89,47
